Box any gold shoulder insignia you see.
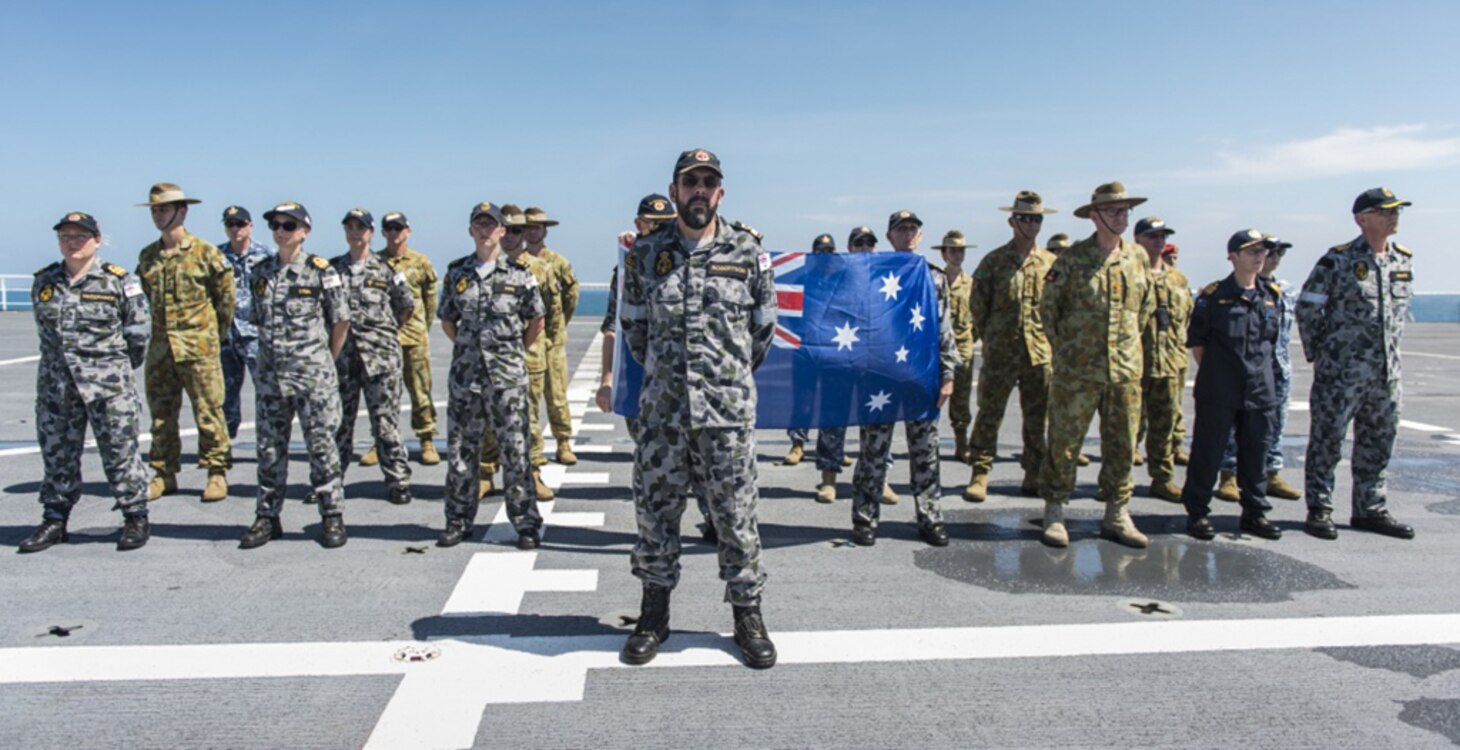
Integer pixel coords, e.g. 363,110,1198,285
731,221,763,242
310,255,328,270
1268,282,1282,295
385,257,401,269
1393,243,1412,257
625,252,637,270
1201,282,1220,296
513,255,531,269
34,261,60,276
1332,242,1352,253
103,262,127,277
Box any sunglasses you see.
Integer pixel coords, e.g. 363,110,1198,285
224,220,249,229
1014,214,1044,224
850,239,877,247
1365,207,1403,217
1097,206,1132,217
382,224,406,233
506,227,526,235
678,173,721,190
268,220,300,232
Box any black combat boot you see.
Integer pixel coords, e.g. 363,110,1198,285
320,515,348,548
733,605,777,669
389,486,413,505
239,516,282,549
437,519,473,547
117,515,150,551
621,584,671,665
18,519,68,553
516,529,541,550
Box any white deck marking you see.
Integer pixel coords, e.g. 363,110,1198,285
1405,350,1460,361
1288,401,1455,437
0,354,41,366
440,552,598,616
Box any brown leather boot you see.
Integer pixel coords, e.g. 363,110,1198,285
1041,501,1068,547
147,473,177,501
962,472,988,502
419,438,441,466
815,470,837,503
201,472,228,502
880,480,899,505
534,469,555,501
1149,479,1183,503
1100,502,1149,548
358,446,379,466
1215,471,1240,502
556,441,578,466
782,442,804,465
1266,471,1302,500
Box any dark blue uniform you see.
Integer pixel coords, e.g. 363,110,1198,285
1180,275,1282,519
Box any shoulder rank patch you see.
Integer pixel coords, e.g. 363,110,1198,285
731,221,763,242
310,255,328,270
1268,282,1282,296
103,262,127,277
454,276,469,294
1317,256,1336,269
448,256,469,270
1201,282,1220,296
1354,261,1369,281
254,278,268,297
38,285,54,303
707,262,750,281
513,255,531,269
1332,242,1353,253
1393,243,1412,257
34,261,59,277
654,249,674,277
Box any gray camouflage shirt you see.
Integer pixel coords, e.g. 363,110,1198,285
249,253,350,397
32,261,151,403
330,251,414,378
438,252,546,392
1296,236,1413,383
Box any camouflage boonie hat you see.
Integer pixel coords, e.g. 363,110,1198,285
262,201,311,227
1227,228,1267,255
887,209,923,231
1073,181,1146,219
812,233,836,253
674,148,722,177
998,191,1057,215
499,204,529,228
341,207,374,229
931,230,975,251
222,205,251,223
469,201,504,225
1133,217,1175,237
53,211,100,235
1046,233,1071,251
524,207,559,227
637,194,676,220
137,182,202,207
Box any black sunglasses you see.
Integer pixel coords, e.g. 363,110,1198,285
382,224,406,232
506,227,526,235
851,239,877,248
1014,214,1044,223
268,220,300,232
678,173,721,190
224,220,249,229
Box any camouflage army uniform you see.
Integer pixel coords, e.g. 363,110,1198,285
943,268,976,443
32,261,151,522
534,246,578,447
383,246,438,441
219,239,272,438
441,253,546,532
516,255,561,469
250,253,350,518
852,259,960,532
1039,235,1154,505
331,252,415,491
1140,265,1193,483
136,232,234,474
967,241,1056,477
1296,237,1413,517
621,221,777,606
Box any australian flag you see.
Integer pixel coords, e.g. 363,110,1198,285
612,251,942,428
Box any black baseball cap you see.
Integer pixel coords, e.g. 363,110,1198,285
849,226,877,246
342,207,374,229
637,194,676,220
53,211,100,235
1352,187,1411,214
470,201,504,225
1134,216,1175,237
812,233,836,252
1227,228,1266,255
222,205,251,224
887,209,923,231
381,212,409,229
673,148,722,177
262,201,311,227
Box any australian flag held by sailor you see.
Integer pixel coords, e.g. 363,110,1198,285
613,250,941,428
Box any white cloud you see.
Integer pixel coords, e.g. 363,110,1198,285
1195,125,1460,183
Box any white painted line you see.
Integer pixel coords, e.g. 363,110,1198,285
1400,419,1453,433
439,552,598,616
543,421,612,436
1405,350,1460,361
537,465,610,488
0,355,41,366
566,444,614,454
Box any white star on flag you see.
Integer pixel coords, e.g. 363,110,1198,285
895,346,909,363
867,390,892,412
832,322,860,351
878,272,902,301
910,303,925,331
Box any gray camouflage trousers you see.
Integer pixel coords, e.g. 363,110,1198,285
1305,372,1400,517
629,416,713,531
335,350,411,491
38,384,149,521
632,423,766,606
852,419,942,529
445,380,540,532
256,389,344,518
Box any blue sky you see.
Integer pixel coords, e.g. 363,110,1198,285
4,0,1458,291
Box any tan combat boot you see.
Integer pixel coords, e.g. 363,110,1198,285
1266,471,1302,500
479,473,494,499
359,446,379,466
556,441,578,466
1173,446,1190,466
147,472,177,501
963,472,988,503
534,469,555,501
1100,501,1149,548
1215,471,1240,502
783,442,804,465
1076,453,1091,467
815,470,837,503
1020,469,1040,497
1150,478,1183,503
880,480,900,505
953,429,969,464
1132,449,1145,466
842,455,853,467
201,472,229,502
419,438,441,466
1041,501,1068,547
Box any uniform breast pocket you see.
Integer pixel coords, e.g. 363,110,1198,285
284,297,321,320
361,286,389,317
1389,271,1413,299
650,275,685,304
704,276,752,319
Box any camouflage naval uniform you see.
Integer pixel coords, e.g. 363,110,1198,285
943,267,976,448
621,221,777,606
440,252,546,532
1140,265,1193,484
1296,236,1413,518
536,246,578,448
852,259,960,533
967,241,1056,477
384,246,439,442
331,252,415,492
1039,235,1154,505
250,253,350,518
136,232,234,474
32,261,152,522
219,239,272,439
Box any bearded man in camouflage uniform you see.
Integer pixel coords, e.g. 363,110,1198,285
525,207,580,465
20,212,153,553
619,149,779,670
963,192,1057,502
1296,187,1417,541
373,212,441,466
239,202,352,549
1038,182,1155,549
1132,217,1191,503
135,182,234,503
332,208,415,505
436,202,547,551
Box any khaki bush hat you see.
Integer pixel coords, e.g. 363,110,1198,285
1047,233,1071,251
997,191,1057,215
1073,181,1146,219
524,207,559,227
499,204,530,228
137,182,202,207
932,230,975,251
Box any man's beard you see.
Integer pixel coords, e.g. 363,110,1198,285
679,197,715,230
